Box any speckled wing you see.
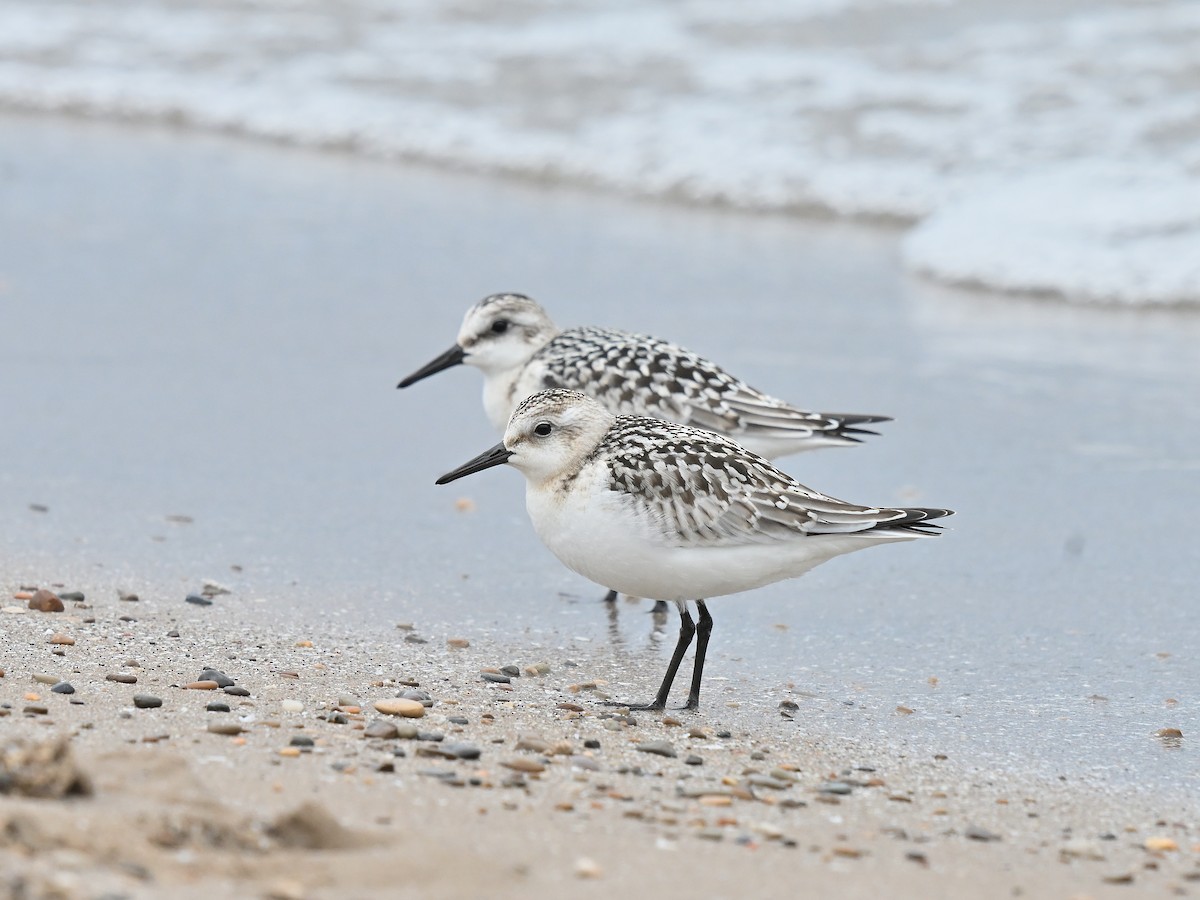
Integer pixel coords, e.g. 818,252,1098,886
533,327,886,445
599,416,951,548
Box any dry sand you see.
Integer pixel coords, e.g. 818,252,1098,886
2,581,1195,900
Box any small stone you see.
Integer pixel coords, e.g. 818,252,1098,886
206,702,231,713
447,637,470,649
481,672,511,684
516,736,551,753
965,825,1001,842
365,720,400,739
118,591,139,602
583,739,601,750
59,591,85,602
819,781,853,795
499,665,520,678
574,857,602,879
51,682,75,695
294,640,313,648
417,731,444,742
399,689,434,707
447,743,482,760
1102,873,1135,885
748,775,790,790
133,694,163,709
635,741,676,758
502,758,545,773
524,662,551,676
1145,837,1179,852
166,629,180,638
225,685,251,697
277,747,302,758
29,590,64,612
207,722,244,736
33,673,59,685
289,735,315,747
23,705,48,716
201,580,232,597
448,716,469,725
185,594,212,606
185,680,220,690
685,755,704,766
282,699,304,713
198,668,234,687
374,698,425,718
48,634,75,646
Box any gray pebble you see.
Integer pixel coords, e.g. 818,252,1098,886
198,668,234,688
480,672,511,684
635,740,676,758
290,735,315,747
716,730,732,739
326,712,349,725
105,673,137,684
51,682,75,695
403,634,428,644
185,594,212,606
966,825,1002,842
207,722,244,736
364,721,400,739
59,591,85,602
224,686,250,697
685,755,704,766
583,738,601,749
133,694,162,709
448,742,481,760
748,775,791,790
205,702,230,713
448,716,468,725
819,781,853,795
417,730,445,742
571,755,601,771
400,689,434,707
166,630,180,638
499,665,520,678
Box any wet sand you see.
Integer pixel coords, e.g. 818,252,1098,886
2,112,1199,896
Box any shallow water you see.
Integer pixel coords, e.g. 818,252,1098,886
2,114,1198,799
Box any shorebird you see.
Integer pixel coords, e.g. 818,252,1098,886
402,293,891,606
436,390,952,711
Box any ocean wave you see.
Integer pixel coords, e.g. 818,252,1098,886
2,0,1198,304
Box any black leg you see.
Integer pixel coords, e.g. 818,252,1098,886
606,602,695,711
650,600,668,614
684,600,712,710
602,589,619,603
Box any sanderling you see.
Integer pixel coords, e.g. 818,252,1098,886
436,389,952,711
399,293,889,460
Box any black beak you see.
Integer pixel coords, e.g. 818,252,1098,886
436,443,514,485
398,344,466,388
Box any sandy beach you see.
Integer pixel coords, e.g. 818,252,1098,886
2,112,1199,898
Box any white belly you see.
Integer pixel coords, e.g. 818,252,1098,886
525,474,900,602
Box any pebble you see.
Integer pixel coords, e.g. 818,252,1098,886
635,740,676,758
32,673,59,685
118,591,139,602
685,755,704,766
133,694,163,709
499,665,521,678
516,736,552,753
819,781,854,795
374,698,426,718
399,689,434,707
583,739,601,749
417,731,444,742
225,686,251,697
481,672,511,684
289,736,315,747
965,825,1002,842
185,594,213,606
50,682,75,695
448,716,469,725
574,857,602,879
447,637,470,649
748,775,791,791
404,634,428,644
198,668,235,688
207,722,244,736
185,681,220,690
59,591,85,602
570,755,601,771
502,758,546,774
28,590,64,613
365,721,401,739
48,634,75,646
206,702,231,713
281,699,304,713
278,746,302,760
166,629,180,638
524,662,551,676
1145,837,1179,852
23,705,48,716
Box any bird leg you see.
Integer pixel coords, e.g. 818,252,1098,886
606,602,696,711
602,590,618,603
684,600,712,711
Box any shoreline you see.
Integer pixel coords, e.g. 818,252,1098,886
3,585,1196,899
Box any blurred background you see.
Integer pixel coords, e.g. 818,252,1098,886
1,0,1198,305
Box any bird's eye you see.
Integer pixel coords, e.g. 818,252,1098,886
491,319,510,334
534,422,552,437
